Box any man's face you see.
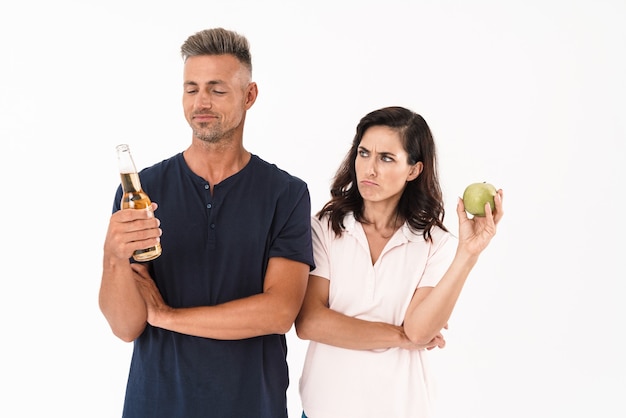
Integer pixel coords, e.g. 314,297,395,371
182,54,256,144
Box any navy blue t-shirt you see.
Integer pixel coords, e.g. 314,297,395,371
112,153,314,418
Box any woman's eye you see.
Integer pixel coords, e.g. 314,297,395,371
358,150,369,157
381,156,394,162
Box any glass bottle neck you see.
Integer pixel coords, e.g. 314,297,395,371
116,144,142,193
120,172,142,193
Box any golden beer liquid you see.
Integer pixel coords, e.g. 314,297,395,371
120,172,162,262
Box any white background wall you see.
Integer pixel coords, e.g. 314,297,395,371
1,1,625,417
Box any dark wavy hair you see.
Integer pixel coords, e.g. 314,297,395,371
317,106,447,241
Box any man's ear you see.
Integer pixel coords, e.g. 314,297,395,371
244,82,258,109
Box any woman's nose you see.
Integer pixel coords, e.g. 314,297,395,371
365,160,377,176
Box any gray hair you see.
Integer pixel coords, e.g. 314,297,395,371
180,28,252,74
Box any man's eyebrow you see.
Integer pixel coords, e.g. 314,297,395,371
184,80,224,86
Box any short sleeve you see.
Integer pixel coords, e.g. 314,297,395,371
309,216,331,280
417,229,458,288
267,179,315,271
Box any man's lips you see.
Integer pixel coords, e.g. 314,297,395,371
193,114,217,122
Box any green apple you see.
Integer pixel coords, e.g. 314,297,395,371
462,182,497,216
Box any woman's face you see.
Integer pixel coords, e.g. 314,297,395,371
355,125,422,207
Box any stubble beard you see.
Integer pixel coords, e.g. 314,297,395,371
192,121,229,145
191,114,241,146
194,128,221,144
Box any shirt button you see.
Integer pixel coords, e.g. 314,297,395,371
204,184,210,190
210,224,215,229
206,203,212,209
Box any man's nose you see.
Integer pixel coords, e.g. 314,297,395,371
195,90,212,108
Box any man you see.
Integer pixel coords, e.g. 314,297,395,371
99,27,314,417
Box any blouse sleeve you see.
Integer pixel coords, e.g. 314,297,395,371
417,228,458,288
309,215,332,280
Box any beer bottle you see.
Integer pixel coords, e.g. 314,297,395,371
116,144,162,262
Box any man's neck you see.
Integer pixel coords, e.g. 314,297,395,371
183,140,251,186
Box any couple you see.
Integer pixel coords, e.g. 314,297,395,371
99,27,504,418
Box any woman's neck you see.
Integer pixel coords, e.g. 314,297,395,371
361,204,402,239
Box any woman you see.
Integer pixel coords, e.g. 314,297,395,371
295,106,504,418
